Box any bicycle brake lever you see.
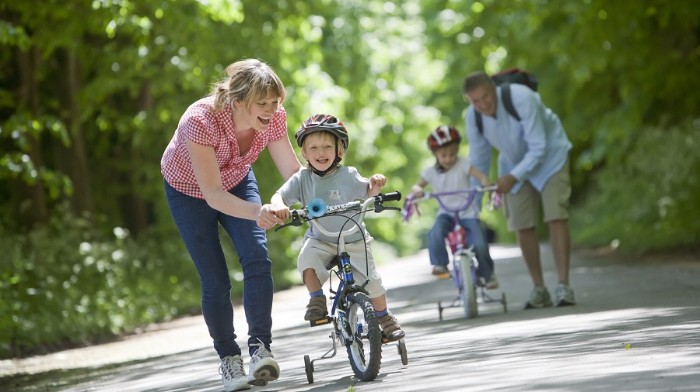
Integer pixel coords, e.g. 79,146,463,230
274,216,304,231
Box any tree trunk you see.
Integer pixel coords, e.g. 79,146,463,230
65,48,94,214
16,47,48,227
120,81,154,235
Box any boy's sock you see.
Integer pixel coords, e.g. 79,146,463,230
374,308,389,317
310,289,324,298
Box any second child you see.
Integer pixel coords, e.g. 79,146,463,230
408,125,498,288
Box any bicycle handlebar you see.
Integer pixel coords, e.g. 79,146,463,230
408,185,497,203
402,186,500,222
275,191,402,232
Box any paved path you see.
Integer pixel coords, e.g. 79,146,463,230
3,244,700,391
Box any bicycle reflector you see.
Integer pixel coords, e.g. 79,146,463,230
307,198,328,218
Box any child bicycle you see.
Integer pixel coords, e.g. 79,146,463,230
402,186,507,320
276,191,408,384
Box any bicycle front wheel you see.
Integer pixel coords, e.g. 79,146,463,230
457,253,478,318
345,292,382,381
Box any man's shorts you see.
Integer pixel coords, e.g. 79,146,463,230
503,160,571,231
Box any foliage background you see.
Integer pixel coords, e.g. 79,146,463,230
1,0,698,358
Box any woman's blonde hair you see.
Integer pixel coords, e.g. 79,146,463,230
211,59,286,112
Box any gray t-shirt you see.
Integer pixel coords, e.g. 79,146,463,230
277,166,370,243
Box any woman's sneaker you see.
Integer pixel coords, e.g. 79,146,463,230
524,286,553,309
247,340,279,387
219,355,250,391
555,282,576,306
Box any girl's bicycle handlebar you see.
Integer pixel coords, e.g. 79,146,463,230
402,186,501,222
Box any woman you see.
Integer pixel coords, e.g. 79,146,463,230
161,59,301,392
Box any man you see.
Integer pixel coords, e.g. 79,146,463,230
462,71,575,308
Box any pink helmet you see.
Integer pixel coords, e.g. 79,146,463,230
427,125,461,151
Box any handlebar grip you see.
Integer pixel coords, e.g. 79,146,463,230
380,191,402,202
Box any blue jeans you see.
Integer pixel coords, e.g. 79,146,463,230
164,169,273,359
427,214,495,279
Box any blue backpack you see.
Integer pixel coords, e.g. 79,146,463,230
475,68,538,134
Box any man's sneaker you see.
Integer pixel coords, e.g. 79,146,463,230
304,295,328,321
219,355,250,391
524,286,553,309
247,339,279,387
432,265,450,278
555,282,576,306
485,274,500,290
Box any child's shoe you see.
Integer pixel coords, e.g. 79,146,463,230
377,313,405,341
485,274,500,290
431,265,450,278
304,295,328,321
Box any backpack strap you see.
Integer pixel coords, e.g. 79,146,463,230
500,83,521,122
475,110,483,135
474,83,521,135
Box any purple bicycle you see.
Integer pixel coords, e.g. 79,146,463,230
402,186,507,320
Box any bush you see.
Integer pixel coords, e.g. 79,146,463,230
572,122,700,252
0,205,202,359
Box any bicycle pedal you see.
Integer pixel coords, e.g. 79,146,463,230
309,316,332,327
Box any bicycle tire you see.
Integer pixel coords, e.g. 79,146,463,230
457,253,478,318
303,354,314,384
345,292,382,381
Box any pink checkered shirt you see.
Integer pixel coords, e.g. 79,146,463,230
161,96,288,199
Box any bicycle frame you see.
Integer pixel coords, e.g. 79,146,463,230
402,186,506,319
277,192,408,383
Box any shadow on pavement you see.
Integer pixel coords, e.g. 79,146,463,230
4,246,700,391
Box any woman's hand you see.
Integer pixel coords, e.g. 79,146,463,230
269,203,291,221
257,204,285,230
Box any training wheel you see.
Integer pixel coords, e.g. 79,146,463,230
501,292,508,313
398,339,408,365
304,354,314,384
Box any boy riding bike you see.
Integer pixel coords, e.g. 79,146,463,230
270,114,405,341
408,125,499,288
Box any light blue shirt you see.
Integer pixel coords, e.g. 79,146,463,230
464,83,572,193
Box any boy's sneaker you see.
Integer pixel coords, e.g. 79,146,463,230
377,313,405,341
555,282,576,306
485,274,500,290
219,355,250,391
247,340,279,387
431,265,450,278
524,286,553,309
304,295,328,321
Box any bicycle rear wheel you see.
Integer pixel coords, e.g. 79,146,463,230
345,292,382,381
457,253,478,318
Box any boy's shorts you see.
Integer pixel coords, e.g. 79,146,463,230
297,237,386,298
504,160,571,231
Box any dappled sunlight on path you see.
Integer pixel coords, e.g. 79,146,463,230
3,244,699,391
